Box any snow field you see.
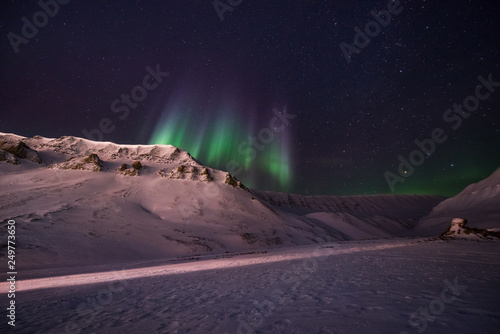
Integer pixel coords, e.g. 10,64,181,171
1,239,499,334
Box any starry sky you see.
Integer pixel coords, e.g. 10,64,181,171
1,0,499,196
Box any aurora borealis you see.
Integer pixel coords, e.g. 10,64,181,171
148,95,293,191
1,0,499,196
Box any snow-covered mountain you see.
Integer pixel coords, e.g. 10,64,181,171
1,133,500,334
0,132,444,269
417,167,500,236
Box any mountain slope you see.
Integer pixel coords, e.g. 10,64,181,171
417,167,500,236
251,190,445,238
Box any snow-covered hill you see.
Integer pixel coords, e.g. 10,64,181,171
1,133,500,334
417,167,500,236
251,190,444,239
0,132,443,270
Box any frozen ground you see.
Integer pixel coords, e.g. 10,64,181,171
1,238,499,334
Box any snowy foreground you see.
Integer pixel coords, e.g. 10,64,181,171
1,238,499,334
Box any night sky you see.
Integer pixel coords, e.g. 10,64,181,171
1,0,499,196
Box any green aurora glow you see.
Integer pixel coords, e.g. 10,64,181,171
148,105,293,191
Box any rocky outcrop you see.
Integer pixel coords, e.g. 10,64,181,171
418,167,500,235
117,161,143,176
225,173,247,189
0,140,43,164
50,154,103,172
0,150,19,165
163,165,214,182
440,218,500,240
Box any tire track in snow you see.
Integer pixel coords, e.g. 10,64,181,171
0,240,422,293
